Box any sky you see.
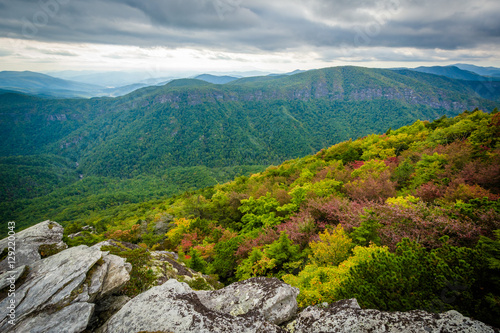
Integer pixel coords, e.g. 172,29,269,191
1,0,500,76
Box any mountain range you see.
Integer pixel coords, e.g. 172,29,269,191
1,65,500,229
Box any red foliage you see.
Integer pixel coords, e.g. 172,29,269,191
235,228,279,258
414,182,446,202
299,197,365,232
363,202,481,251
491,112,500,129
344,170,397,203
179,231,199,252
384,156,398,166
350,160,365,169
443,183,499,202
277,217,319,248
458,157,500,193
106,224,140,243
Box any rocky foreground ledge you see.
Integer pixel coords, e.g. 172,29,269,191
0,221,498,333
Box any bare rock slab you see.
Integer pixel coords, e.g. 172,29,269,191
0,220,66,273
196,276,299,325
98,279,286,333
290,298,498,333
8,302,94,333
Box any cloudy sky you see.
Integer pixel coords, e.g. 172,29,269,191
1,0,499,75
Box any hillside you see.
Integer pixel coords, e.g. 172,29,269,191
62,109,500,328
1,66,500,232
0,71,105,98
454,64,500,78
412,65,492,81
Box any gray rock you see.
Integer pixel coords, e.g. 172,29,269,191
0,245,102,331
98,279,286,333
196,276,299,325
98,253,131,298
8,302,94,333
291,298,498,333
0,245,130,332
0,220,66,273
0,265,26,290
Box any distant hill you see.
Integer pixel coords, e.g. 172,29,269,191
0,71,170,98
47,70,176,88
0,71,105,98
453,64,500,78
195,74,238,84
412,65,490,81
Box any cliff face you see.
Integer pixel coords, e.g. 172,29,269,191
0,221,498,333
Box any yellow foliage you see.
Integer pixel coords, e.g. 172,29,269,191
350,159,388,179
386,195,420,208
309,224,353,266
283,244,388,307
165,218,192,247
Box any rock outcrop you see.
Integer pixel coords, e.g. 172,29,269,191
97,279,286,333
0,241,131,332
0,220,66,273
196,277,299,325
288,298,498,333
1,221,498,333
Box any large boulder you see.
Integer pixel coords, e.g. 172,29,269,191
0,242,131,332
289,298,498,333
7,303,94,333
196,277,299,325
98,279,286,333
0,220,66,273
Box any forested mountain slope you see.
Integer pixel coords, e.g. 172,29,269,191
65,110,500,328
1,66,499,175
1,66,500,233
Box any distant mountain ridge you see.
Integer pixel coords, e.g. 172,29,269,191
0,71,159,98
194,74,239,84
1,66,499,180
411,65,491,81
453,63,500,78
0,71,104,98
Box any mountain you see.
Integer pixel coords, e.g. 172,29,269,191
1,66,499,173
195,74,239,84
1,66,500,231
411,65,491,81
0,71,105,98
47,70,177,87
0,71,175,98
453,63,500,78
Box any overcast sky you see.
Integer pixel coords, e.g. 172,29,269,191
1,0,499,75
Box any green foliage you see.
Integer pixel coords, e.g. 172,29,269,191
208,235,242,284
186,277,212,291
411,153,448,188
335,238,500,326
187,248,207,274
238,193,283,232
349,210,382,246
392,159,415,188
101,245,157,297
2,100,500,327
236,231,302,280
283,244,387,307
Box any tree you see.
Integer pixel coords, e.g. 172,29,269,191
309,224,353,266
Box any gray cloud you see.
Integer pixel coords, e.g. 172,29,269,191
1,0,499,57
0,49,11,57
